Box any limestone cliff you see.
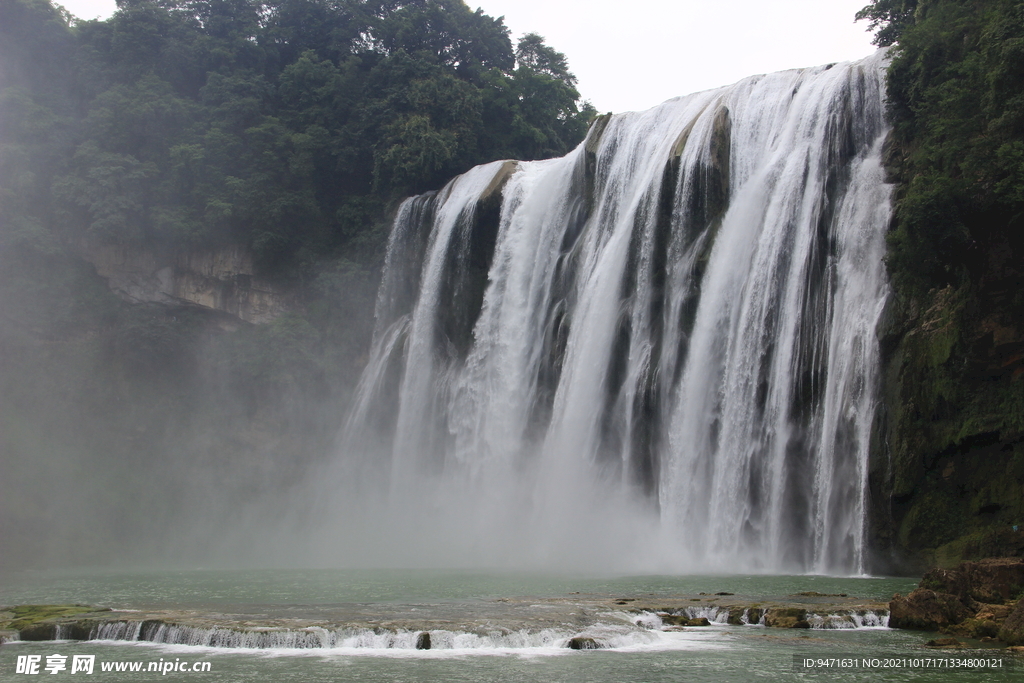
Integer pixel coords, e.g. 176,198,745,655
82,243,290,324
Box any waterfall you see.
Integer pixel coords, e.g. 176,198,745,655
339,50,892,575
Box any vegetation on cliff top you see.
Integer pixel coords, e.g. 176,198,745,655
0,0,595,276
862,0,1024,297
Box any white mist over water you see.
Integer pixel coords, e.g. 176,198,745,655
330,51,892,575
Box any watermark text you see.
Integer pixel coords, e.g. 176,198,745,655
15,655,211,675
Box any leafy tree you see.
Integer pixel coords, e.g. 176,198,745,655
515,32,573,84
509,33,594,160
855,0,918,46
364,0,514,75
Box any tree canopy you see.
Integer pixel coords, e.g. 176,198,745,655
858,0,1024,298
0,0,596,277
855,0,918,46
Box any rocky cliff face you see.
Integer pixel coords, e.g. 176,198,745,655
82,243,290,324
871,281,1024,572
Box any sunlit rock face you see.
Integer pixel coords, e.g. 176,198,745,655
83,242,288,323
339,51,892,575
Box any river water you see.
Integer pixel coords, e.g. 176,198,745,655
1,569,1017,682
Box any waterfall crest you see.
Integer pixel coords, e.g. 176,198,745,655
339,50,892,574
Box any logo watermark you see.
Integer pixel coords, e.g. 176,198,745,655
15,655,211,675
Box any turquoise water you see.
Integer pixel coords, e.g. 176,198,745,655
0,568,916,607
1,570,1018,682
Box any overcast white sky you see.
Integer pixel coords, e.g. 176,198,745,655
57,0,879,114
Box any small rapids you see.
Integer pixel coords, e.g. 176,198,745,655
84,619,662,651
72,608,890,652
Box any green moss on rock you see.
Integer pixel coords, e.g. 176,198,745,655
3,605,102,632
874,284,1024,570
763,608,807,628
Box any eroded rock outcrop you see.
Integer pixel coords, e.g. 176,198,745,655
919,557,1024,605
889,589,974,630
890,558,1024,641
82,242,289,323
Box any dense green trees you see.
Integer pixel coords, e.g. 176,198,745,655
860,0,1024,296
0,0,595,276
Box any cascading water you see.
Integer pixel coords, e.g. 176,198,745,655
339,50,892,575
